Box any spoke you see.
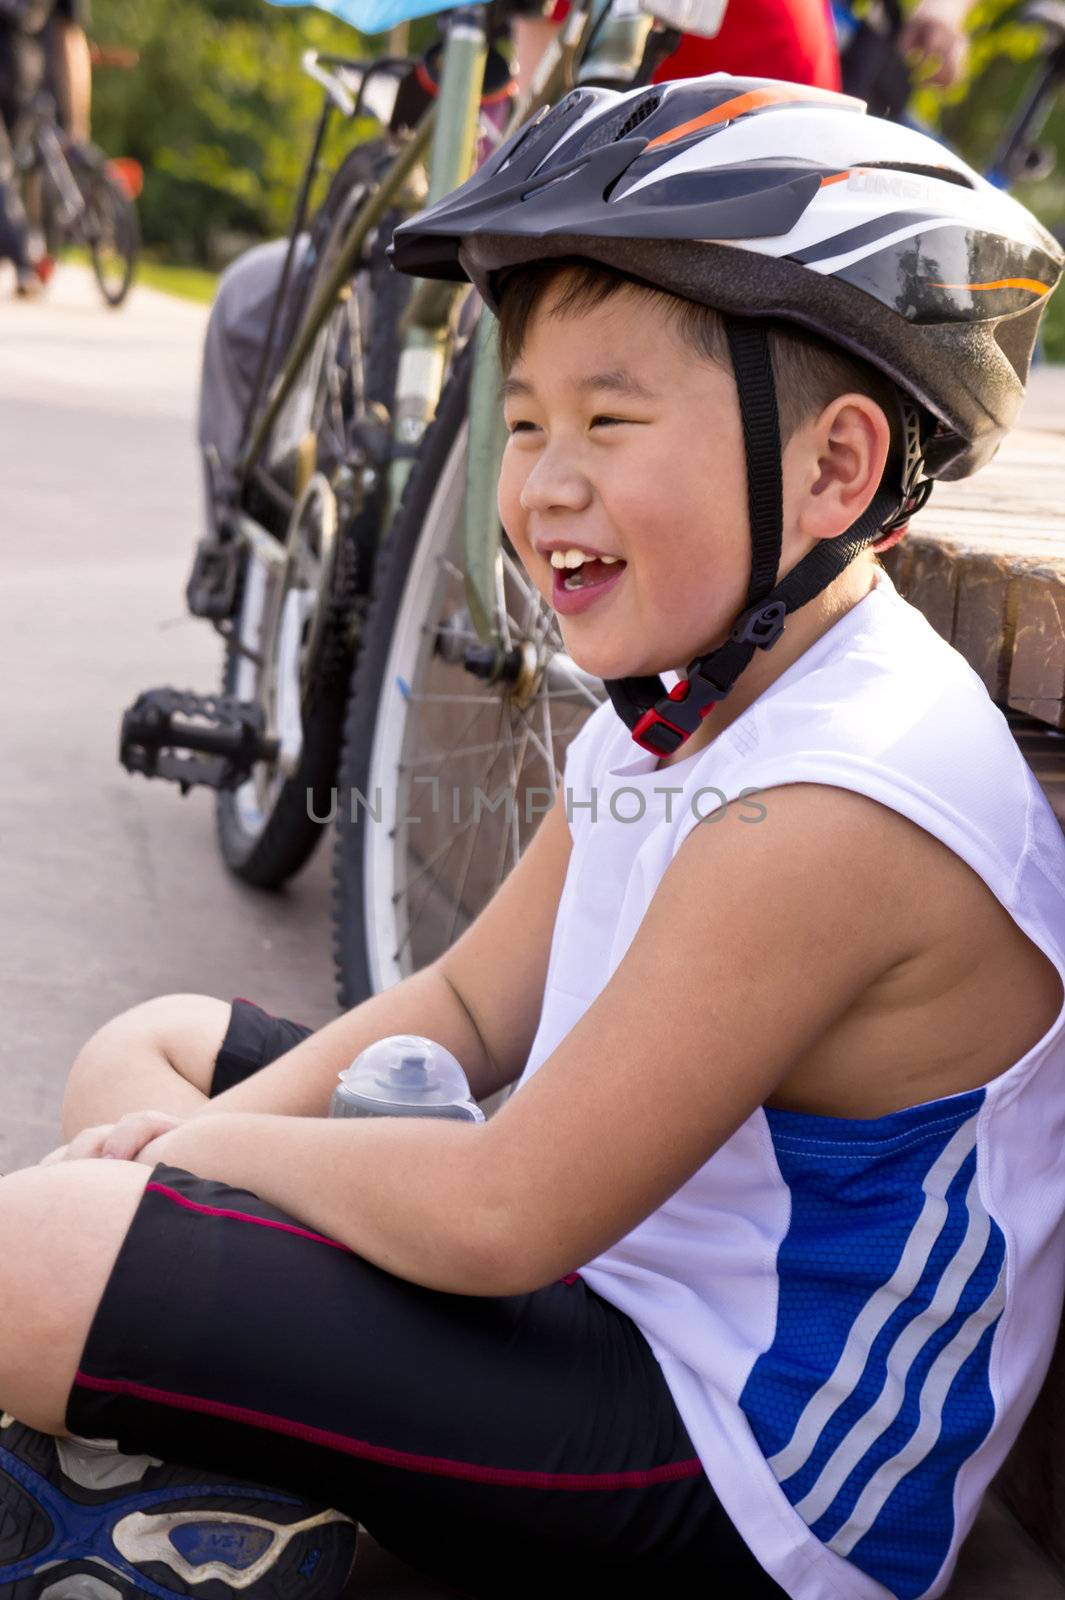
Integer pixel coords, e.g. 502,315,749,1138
443,694,517,950
438,554,466,588
499,689,522,881
501,546,542,639
540,669,559,791
391,698,514,961
404,691,512,706
493,544,513,653
506,701,555,772
399,740,515,768
501,706,534,879
397,807,482,896
542,658,604,712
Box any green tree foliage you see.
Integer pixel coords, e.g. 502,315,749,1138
89,0,394,260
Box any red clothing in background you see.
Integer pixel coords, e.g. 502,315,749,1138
546,0,842,91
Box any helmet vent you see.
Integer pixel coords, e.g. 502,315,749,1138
614,94,662,141
856,161,976,190
582,94,662,154
502,90,596,173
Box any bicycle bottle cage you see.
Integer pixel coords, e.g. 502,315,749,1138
119,688,279,796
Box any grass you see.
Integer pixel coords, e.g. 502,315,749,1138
60,245,218,305
134,257,219,305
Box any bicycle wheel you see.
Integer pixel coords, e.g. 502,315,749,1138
214,167,410,888
331,337,607,1007
82,167,139,307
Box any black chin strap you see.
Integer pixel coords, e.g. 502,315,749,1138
604,317,928,759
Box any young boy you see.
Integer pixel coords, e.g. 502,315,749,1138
1,75,1063,1600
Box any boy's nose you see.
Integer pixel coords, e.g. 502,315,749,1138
519,451,593,514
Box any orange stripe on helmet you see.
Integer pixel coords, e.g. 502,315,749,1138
643,86,864,153
931,278,1051,296
819,171,851,187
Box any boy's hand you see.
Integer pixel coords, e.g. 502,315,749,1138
37,1111,187,1167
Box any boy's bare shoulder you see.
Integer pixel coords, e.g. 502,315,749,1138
686,780,1063,1119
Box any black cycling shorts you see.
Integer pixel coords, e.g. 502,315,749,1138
66,997,786,1600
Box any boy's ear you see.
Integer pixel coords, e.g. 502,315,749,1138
793,393,893,544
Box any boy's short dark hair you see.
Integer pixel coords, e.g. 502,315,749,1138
496,259,902,459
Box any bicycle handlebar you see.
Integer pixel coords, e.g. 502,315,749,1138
301,49,360,116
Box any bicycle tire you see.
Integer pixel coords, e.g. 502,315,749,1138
213,173,410,889
84,168,140,307
330,337,605,1006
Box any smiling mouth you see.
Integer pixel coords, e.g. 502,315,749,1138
555,556,627,590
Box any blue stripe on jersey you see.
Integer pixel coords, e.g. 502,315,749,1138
740,1090,1006,1599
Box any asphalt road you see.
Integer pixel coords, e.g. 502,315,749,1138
3,264,1064,1175
1,265,337,1172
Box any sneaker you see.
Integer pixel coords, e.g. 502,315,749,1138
0,1414,359,1599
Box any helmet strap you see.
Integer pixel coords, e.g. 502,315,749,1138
604,317,922,759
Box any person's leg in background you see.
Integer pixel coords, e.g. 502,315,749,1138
0,107,37,293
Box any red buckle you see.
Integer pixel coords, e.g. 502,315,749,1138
631,706,687,756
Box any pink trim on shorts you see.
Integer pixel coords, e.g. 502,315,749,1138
145,1182,353,1254
231,996,310,1030
71,1371,703,1489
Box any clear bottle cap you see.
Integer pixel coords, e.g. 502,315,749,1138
337,1034,475,1110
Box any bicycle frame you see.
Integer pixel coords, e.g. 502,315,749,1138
18,97,87,234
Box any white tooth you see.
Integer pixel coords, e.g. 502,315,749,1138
600,555,620,565
549,551,568,569
563,548,587,568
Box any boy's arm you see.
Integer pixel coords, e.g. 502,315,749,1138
135,782,914,1297
203,784,573,1119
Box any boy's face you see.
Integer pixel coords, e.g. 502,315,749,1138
498,275,765,683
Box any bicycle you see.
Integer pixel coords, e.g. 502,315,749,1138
15,88,140,306
119,0,723,1010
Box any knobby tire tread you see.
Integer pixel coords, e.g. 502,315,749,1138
331,337,476,1006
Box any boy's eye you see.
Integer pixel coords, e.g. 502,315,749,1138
505,416,629,434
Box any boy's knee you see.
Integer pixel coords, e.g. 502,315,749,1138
71,995,232,1096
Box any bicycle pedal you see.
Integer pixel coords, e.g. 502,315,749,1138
119,687,279,795
185,535,241,620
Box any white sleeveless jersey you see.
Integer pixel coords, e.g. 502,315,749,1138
516,567,1065,1600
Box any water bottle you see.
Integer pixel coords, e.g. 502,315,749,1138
329,1034,486,1123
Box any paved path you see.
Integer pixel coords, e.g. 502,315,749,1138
0,265,337,1172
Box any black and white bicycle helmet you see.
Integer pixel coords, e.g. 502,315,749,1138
389,76,1064,756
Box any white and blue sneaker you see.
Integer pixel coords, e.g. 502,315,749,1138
0,1415,359,1598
